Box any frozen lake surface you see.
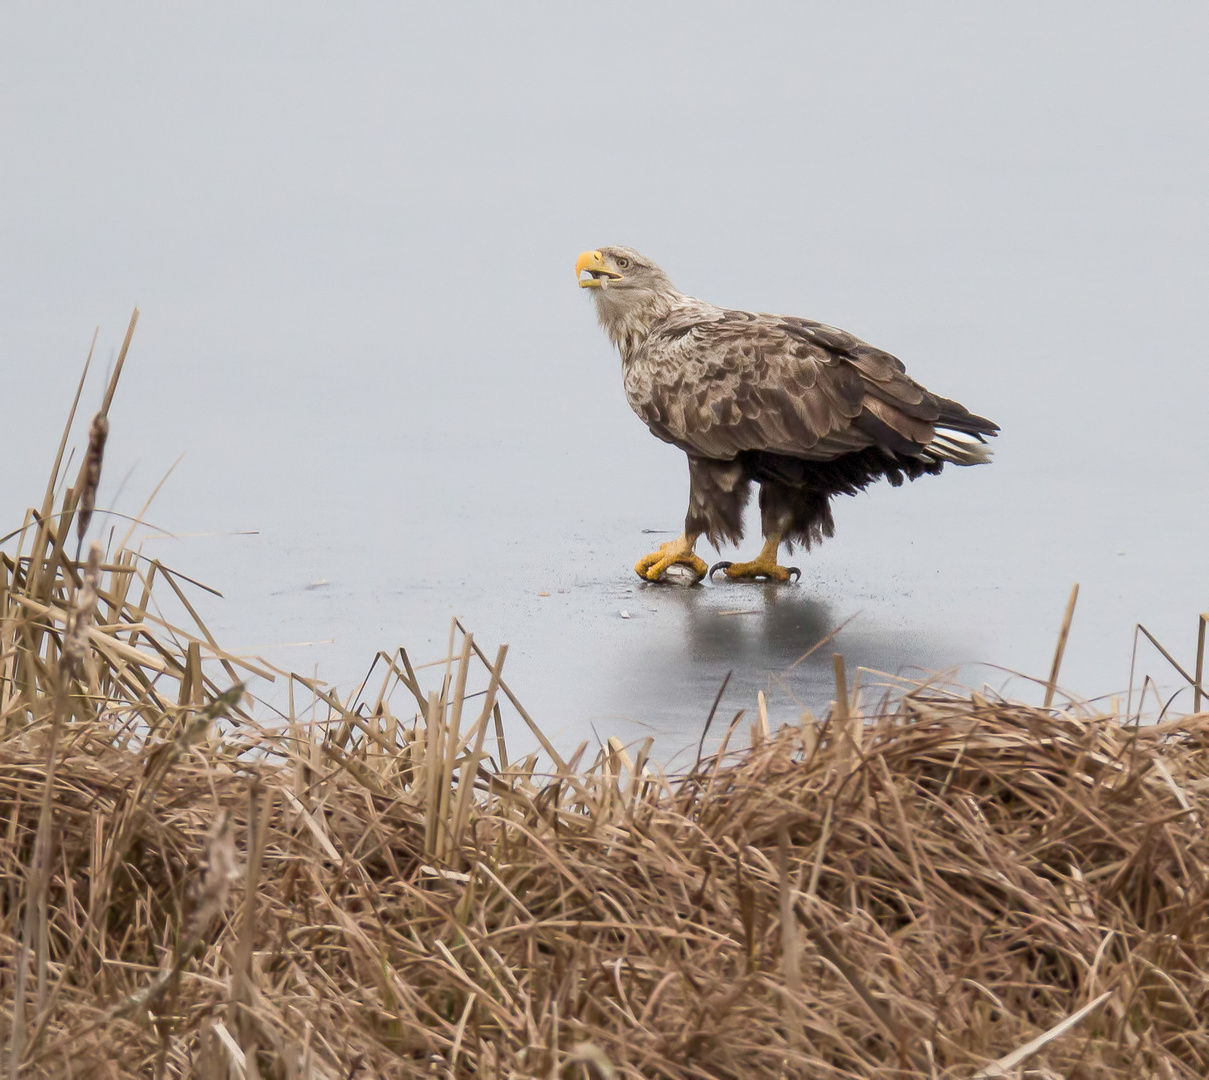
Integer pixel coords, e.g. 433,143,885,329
4,4,1207,760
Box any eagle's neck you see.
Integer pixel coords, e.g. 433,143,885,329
593,287,683,361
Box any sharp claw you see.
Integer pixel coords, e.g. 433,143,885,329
787,566,801,583
708,561,733,581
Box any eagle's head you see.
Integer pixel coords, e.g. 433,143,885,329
576,246,680,347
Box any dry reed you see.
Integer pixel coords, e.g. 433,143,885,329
3,323,1209,1078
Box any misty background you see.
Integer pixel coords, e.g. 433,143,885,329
3,3,1207,756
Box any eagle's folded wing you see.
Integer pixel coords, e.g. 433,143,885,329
636,310,997,465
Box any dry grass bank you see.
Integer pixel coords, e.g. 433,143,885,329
3,319,1209,1078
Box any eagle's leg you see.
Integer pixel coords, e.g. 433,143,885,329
634,532,708,583
709,478,827,583
708,532,801,583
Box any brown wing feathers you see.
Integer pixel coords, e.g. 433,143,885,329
640,309,996,464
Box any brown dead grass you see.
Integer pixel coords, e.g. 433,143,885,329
3,318,1209,1078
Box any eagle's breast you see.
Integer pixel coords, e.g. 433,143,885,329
621,307,723,449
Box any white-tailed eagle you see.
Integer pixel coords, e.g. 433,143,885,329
576,246,998,583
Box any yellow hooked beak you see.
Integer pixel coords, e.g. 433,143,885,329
576,250,623,288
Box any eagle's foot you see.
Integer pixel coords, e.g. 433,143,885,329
634,535,708,583
709,558,801,583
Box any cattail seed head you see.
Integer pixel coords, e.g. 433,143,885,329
63,541,102,678
185,810,239,945
77,412,109,545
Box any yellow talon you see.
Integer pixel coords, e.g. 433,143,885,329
707,535,801,583
709,558,800,583
633,533,707,583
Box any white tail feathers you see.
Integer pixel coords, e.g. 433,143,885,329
925,430,995,466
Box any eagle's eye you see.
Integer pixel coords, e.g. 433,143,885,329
615,257,631,270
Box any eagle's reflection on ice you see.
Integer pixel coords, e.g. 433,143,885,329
599,583,956,762
677,586,836,669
